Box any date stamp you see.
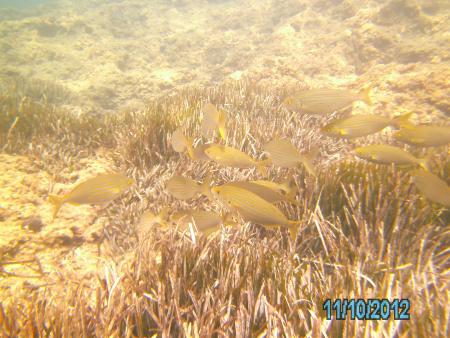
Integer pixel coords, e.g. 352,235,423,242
323,299,410,320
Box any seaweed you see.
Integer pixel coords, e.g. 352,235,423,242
0,79,448,337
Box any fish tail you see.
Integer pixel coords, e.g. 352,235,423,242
48,195,64,220
158,207,171,229
256,159,271,176
282,174,297,199
159,207,170,221
359,86,372,106
218,112,227,140
218,126,227,141
201,173,213,198
288,197,302,207
288,221,300,242
300,147,320,177
285,184,300,205
185,137,196,160
285,188,298,201
392,112,414,129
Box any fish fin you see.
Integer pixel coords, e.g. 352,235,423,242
300,147,319,177
201,173,213,199
418,155,432,171
392,112,414,128
220,211,237,228
288,221,300,242
48,195,64,220
359,86,372,106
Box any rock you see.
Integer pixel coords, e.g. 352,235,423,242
420,0,449,15
21,216,44,232
373,0,434,32
33,21,67,37
397,42,432,64
70,226,83,237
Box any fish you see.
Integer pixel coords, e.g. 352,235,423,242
263,138,319,176
48,173,134,220
210,185,300,240
192,143,214,161
171,127,189,153
137,207,170,235
321,112,412,139
171,127,212,161
250,176,297,199
166,174,212,200
201,103,227,140
354,145,430,170
170,209,225,236
204,144,270,175
411,169,450,207
394,124,450,147
283,87,372,114
224,180,300,206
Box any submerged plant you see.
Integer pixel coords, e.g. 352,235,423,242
0,79,448,337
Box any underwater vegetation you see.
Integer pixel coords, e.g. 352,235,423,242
0,77,449,337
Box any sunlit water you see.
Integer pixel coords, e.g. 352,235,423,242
0,0,52,8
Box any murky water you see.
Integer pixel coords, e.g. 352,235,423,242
0,1,449,336
0,0,448,117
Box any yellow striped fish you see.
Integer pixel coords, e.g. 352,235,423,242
211,185,299,240
201,103,227,140
394,124,450,147
250,176,297,199
137,207,170,235
354,145,430,170
224,181,300,206
166,174,212,200
204,144,270,175
321,113,412,139
170,209,225,236
263,138,319,176
171,127,189,153
48,173,134,220
171,127,212,161
411,169,450,207
283,87,372,114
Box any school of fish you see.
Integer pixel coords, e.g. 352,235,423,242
48,86,450,239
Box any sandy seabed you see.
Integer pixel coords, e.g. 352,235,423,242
0,0,448,118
